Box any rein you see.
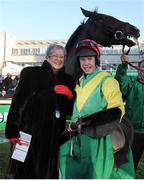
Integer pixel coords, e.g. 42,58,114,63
122,40,144,73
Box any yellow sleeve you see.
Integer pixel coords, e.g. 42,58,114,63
102,77,125,120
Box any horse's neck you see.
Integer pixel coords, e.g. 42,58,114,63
66,25,84,52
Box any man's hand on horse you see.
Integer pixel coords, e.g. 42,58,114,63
121,54,129,63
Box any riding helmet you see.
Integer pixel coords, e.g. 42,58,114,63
75,39,101,65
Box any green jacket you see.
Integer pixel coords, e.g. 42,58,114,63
72,68,125,121
59,69,134,179
115,63,144,133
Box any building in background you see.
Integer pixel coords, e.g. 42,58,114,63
0,32,16,70
0,32,144,75
0,32,66,76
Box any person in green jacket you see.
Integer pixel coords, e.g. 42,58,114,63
59,39,135,179
115,54,144,171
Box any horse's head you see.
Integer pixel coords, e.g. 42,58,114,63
80,7,140,47
65,8,140,79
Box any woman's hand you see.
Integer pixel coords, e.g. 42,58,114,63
10,137,22,145
54,85,73,99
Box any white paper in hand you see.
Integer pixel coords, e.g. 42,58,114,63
11,131,32,162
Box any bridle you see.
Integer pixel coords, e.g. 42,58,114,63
89,16,142,71
89,17,132,55
89,16,127,43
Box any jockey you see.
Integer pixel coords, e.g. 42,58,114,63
59,39,135,179
115,54,144,171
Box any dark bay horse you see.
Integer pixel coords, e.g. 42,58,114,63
65,7,140,79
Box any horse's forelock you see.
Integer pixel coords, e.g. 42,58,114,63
80,18,86,25
93,9,98,15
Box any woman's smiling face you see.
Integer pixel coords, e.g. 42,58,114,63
46,48,65,72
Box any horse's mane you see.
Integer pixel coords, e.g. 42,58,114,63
65,23,84,52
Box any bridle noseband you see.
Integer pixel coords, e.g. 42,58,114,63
89,17,126,41
88,16,132,55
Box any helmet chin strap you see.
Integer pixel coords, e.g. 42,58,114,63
95,57,100,66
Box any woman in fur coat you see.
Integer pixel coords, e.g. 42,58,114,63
5,44,76,179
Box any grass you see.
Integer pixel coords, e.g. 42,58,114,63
0,142,10,179
0,142,144,179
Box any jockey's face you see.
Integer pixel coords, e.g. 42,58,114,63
79,56,97,74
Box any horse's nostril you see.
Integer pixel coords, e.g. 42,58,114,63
114,31,123,40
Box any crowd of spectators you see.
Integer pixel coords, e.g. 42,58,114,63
0,73,19,98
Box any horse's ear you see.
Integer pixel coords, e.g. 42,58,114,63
80,7,93,18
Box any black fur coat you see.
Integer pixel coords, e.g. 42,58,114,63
5,60,76,179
